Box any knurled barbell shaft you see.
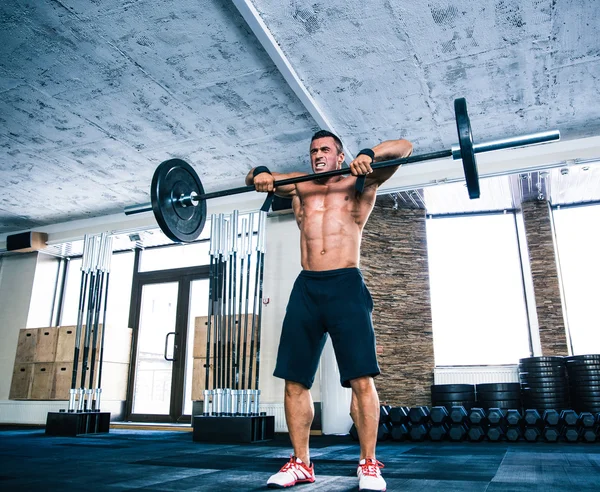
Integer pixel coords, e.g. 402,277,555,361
124,129,560,216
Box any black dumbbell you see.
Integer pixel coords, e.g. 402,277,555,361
390,423,410,441
561,410,579,426
581,426,597,443
449,406,468,424
524,426,541,442
542,409,560,427
542,426,560,442
578,412,596,428
506,409,523,426
487,408,506,425
409,406,431,425
487,425,505,441
468,425,486,442
468,408,487,426
380,405,391,424
562,426,580,442
428,424,448,441
409,423,429,441
377,422,391,441
505,426,522,441
430,406,449,424
389,406,409,425
448,423,468,441
524,409,542,427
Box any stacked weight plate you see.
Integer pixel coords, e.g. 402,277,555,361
519,356,570,411
431,384,476,410
476,383,522,410
565,354,600,413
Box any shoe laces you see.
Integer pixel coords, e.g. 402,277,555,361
360,459,384,477
281,455,304,473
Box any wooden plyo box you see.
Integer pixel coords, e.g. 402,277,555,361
9,363,34,399
34,327,59,363
15,329,38,363
31,363,55,400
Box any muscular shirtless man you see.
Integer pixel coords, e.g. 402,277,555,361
246,130,412,491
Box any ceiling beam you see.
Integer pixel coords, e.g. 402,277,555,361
231,0,354,159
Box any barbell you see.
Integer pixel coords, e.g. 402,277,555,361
125,98,560,243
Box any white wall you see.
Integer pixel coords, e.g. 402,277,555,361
258,213,322,404
0,253,38,400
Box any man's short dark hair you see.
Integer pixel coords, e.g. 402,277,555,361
311,130,343,154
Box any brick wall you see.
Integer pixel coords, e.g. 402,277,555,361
521,200,569,355
361,203,434,406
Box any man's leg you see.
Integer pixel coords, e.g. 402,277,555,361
284,380,314,465
349,376,380,459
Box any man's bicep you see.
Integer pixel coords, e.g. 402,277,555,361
272,172,307,197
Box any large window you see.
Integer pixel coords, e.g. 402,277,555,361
139,242,209,272
553,204,600,354
427,213,531,365
61,251,135,329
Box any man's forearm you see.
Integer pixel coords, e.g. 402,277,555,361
372,139,413,162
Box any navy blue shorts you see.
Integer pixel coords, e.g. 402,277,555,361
273,268,380,389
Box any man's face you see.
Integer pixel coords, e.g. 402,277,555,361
310,137,344,174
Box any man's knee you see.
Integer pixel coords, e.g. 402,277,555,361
349,376,376,394
285,380,310,397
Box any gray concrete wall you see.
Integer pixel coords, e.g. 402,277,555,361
0,253,38,400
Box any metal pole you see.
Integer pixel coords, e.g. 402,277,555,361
230,210,239,390
254,211,267,391
240,213,254,390
247,214,261,390
205,215,216,392
69,235,90,412
235,218,247,391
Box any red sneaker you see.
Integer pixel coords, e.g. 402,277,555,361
267,456,316,488
357,458,386,491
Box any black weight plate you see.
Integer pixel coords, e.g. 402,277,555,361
522,393,569,401
479,400,522,408
569,376,600,384
567,368,600,376
565,362,600,370
431,391,475,401
520,356,565,364
523,398,570,405
519,376,568,385
151,159,206,243
565,354,600,363
454,98,479,199
522,387,568,395
520,367,566,376
571,387,600,395
431,384,475,394
477,391,521,401
476,383,521,392
520,378,568,385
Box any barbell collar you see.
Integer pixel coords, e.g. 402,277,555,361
451,130,561,160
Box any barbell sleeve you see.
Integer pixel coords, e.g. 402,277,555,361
451,130,561,160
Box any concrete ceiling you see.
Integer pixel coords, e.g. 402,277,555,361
1,0,599,236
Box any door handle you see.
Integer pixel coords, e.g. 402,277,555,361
164,331,177,361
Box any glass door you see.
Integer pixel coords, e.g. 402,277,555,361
183,279,210,415
130,281,180,419
127,271,210,423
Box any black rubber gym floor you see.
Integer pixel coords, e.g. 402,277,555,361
1,427,599,491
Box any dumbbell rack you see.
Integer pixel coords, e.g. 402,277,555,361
359,405,600,444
